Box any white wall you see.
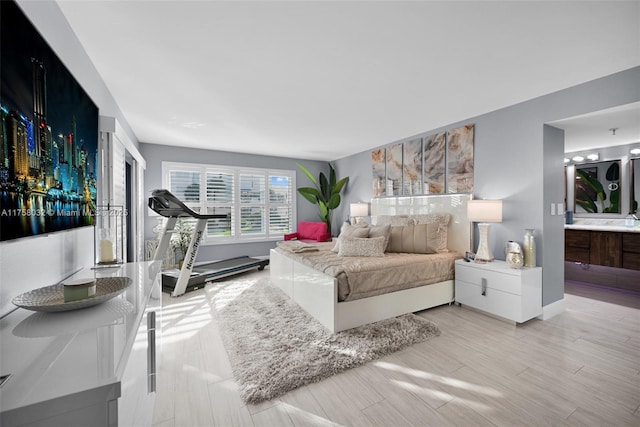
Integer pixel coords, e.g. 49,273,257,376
0,1,139,317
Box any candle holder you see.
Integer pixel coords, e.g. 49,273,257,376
94,205,124,265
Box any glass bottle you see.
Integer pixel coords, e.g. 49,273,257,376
523,229,536,267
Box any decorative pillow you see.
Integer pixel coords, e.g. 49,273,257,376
398,213,451,253
371,215,415,226
386,223,445,254
296,221,329,241
338,236,386,257
366,223,391,251
412,213,451,226
332,222,370,252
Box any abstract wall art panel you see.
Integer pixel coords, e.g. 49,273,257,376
371,149,386,197
386,143,403,196
446,124,474,193
402,138,422,195
422,132,446,194
1,1,99,241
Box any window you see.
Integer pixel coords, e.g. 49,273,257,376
162,162,295,244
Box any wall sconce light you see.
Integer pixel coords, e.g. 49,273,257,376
350,203,369,225
568,153,599,163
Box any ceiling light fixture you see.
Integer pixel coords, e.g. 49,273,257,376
564,158,570,164
586,153,599,161
631,148,640,156
572,155,584,162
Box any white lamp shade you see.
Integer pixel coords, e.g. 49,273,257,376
467,200,503,223
350,203,369,217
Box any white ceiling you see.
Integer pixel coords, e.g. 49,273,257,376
57,0,640,161
550,102,640,153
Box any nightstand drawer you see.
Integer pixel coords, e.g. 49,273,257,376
455,265,522,295
454,259,542,323
455,279,522,321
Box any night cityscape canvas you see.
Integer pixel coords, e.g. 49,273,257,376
0,0,99,241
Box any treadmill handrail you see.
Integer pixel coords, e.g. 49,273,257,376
148,189,228,220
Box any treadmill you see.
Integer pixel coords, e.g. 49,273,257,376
148,189,269,296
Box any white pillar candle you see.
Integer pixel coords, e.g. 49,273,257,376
100,239,115,263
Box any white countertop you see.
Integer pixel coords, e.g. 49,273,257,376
565,219,640,233
0,261,162,415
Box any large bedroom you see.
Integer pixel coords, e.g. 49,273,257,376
0,1,639,426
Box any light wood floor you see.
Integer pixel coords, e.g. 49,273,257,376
153,270,640,427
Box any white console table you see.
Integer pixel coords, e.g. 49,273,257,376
455,259,542,323
0,261,162,427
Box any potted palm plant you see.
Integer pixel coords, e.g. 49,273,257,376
297,163,349,234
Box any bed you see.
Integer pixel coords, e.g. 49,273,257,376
270,194,471,333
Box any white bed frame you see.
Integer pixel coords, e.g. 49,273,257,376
270,194,471,333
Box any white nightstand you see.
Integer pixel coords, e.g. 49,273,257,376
455,259,542,323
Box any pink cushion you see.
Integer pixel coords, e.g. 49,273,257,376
284,222,331,242
297,221,329,241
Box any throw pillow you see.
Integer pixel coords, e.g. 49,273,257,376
386,223,443,254
371,215,415,226
332,222,370,252
366,223,391,251
409,213,451,253
297,221,329,241
338,236,386,257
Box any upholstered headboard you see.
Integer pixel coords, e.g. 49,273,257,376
370,194,472,255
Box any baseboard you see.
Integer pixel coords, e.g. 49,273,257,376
539,298,565,320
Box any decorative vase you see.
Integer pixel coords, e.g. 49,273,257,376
505,241,524,268
523,229,536,267
506,251,524,268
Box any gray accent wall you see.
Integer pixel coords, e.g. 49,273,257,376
334,66,640,307
141,143,330,261
543,125,566,305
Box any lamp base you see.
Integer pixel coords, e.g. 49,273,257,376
474,223,495,263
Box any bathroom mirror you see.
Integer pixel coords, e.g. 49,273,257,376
631,158,639,214
574,160,621,214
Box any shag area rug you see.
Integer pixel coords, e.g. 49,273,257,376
210,274,441,404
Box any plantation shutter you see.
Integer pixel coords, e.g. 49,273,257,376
269,174,293,234
162,162,295,243
206,171,233,237
239,172,266,236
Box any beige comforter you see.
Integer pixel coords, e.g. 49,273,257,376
275,242,461,302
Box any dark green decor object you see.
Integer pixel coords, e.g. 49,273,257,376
297,163,349,234
575,163,620,213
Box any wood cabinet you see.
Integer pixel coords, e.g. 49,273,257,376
622,233,640,271
565,229,640,271
565,229,590,263
590,231,622,267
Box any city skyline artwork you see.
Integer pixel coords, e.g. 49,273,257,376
1,0,99,241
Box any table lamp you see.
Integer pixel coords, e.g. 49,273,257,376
467,199,503,263
350,203,369,225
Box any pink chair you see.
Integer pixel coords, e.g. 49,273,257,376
284,221,331,242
